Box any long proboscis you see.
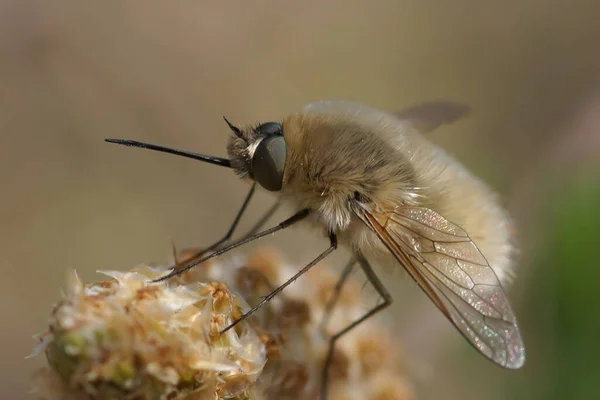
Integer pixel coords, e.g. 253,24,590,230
105,138,232,168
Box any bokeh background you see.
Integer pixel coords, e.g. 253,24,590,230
2,1,600,399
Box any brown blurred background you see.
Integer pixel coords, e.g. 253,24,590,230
2,1,600,399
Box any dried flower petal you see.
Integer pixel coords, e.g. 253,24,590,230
31,247,413,400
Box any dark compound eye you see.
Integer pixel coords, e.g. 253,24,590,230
255,122,283,136
252,135,287,192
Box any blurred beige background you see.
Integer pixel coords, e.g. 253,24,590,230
2,1,600,399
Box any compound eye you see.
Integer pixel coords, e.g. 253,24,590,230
251,135,286,192
255,122,283,136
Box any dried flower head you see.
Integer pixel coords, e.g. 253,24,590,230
30,264,265,400
31,248,414,400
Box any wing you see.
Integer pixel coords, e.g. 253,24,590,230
392,101,469,133
357,204,526,369
304,99,468,133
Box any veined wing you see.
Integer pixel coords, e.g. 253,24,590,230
358,205,525,369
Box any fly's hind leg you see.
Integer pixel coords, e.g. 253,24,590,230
320,253,393,400
319,258,356,334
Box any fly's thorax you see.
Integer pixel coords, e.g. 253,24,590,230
279,114,420,233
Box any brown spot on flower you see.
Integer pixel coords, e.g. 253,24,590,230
246,247,283,283
327,347,350,382
200,282,234,315
135,286,161,301
256,329,281,360
278,299,311,329
277,362,310,395
370,375,415,400
216,373,255,398
314,269,361,309
209,314,227,340
231,304,243,322
236,267,274,300
357,334,391,377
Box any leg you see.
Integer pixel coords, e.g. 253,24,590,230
319,258,356,334
171,182,257,270
239,198,281,240
152,208,310,282
321,254,393,400
221,233,338,334
181,195,281,259
175,195,282,270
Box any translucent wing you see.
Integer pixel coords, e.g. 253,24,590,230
358,205,526,369
304,99,468,133
392,101,469,133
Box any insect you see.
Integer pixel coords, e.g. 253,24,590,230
106,100,525,398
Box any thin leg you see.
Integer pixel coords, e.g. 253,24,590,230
221,233,338,334
239,198,281,239
152,208,310,282
321,254,393,400
319,258,356,334
174,187,282,271
177,200,281,265
171,183,257,270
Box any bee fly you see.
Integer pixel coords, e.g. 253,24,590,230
106,100,525,399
